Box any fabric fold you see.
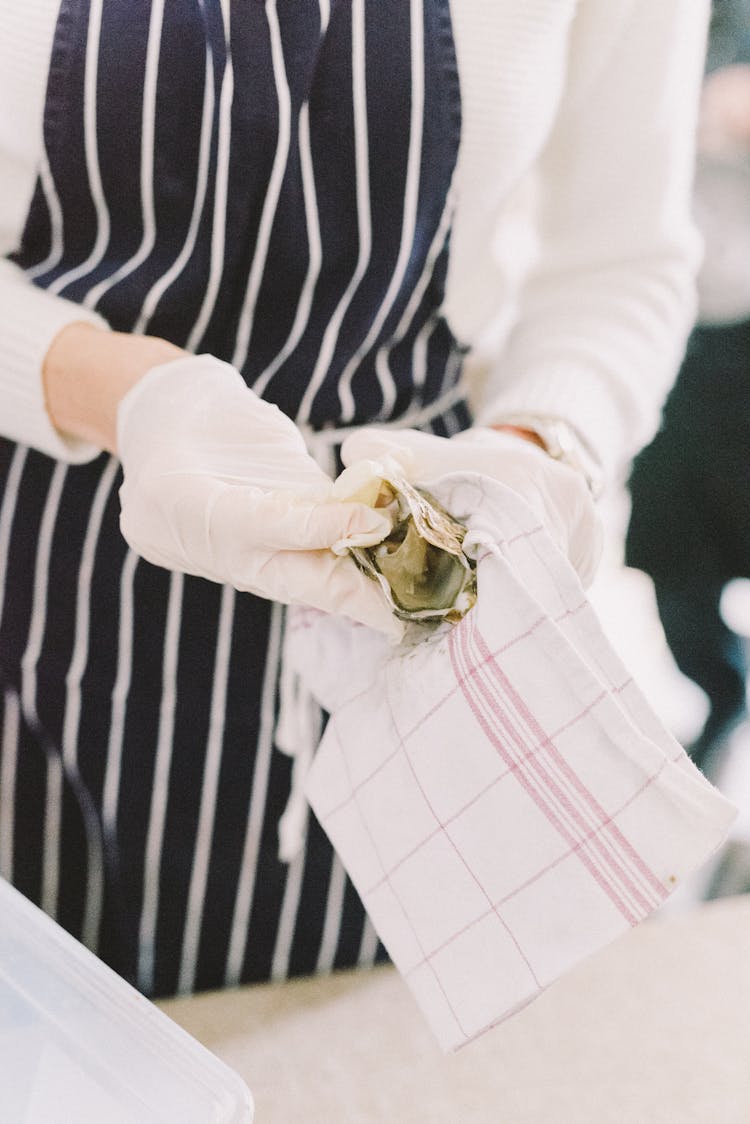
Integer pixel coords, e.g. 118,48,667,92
288,473,736,1051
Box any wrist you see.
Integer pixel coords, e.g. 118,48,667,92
487,415,603,498
43,323,184,454
490,423,547,451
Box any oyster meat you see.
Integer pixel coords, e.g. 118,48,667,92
344,471,476,623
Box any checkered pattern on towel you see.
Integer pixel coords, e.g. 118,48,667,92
295,475,736,1051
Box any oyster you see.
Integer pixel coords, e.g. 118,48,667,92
345,471,476,623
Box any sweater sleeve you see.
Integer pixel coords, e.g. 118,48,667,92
0,1,105,463
477,0,711,478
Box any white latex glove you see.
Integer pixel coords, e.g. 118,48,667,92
340,426,604,588
117,355,401,635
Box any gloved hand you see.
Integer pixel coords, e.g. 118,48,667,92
117,355,400,634
340,425,604,588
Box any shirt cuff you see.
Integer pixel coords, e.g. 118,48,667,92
0,261,107,463
476,360,647,482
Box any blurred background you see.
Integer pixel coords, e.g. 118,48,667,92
592,0,750,910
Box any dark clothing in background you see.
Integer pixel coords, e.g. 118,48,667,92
626,321,750,768
627,322,750,584
626,4,750,772
707,0,750,71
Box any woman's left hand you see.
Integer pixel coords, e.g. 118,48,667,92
340,425,604,589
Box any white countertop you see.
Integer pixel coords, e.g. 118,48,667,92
158,896,750,1123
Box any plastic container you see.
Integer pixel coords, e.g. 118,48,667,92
0,878,253,1123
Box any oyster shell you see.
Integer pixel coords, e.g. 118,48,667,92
345,471,476,623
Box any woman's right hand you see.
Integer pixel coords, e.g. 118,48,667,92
115,354,399,633
43,328,399,633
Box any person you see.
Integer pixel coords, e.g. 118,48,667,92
0,1,710,998
626,7,750,779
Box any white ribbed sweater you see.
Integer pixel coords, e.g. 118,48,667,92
0,0,710,475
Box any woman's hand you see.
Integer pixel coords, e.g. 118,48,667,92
114,354,399,631
340,425,604,588
43,328,398,632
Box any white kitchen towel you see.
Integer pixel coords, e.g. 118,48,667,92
289,473,736,1052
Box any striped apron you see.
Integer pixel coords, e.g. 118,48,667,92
0,0,468,997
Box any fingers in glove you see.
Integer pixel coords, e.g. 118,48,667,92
340,426,535,484
247,549,404,640
340,427,435,477
212,486,393,552
120,474,393,580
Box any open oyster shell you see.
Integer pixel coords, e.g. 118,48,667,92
342,468,476,623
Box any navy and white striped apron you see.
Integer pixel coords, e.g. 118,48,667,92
0,0,468,997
